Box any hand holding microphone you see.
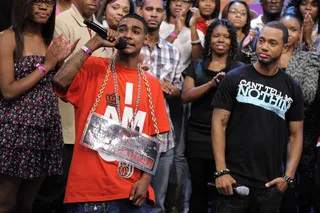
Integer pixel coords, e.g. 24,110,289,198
84,20,127,50
207,182,250,196
212,172,249,196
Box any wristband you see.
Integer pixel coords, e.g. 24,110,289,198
190,39,201,45
169,32,178,39
214,168,230,179
81,45,92,55
36,63,47,74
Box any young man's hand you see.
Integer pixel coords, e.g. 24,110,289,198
265,177,288,193
129,173,151,206
215,174,236,196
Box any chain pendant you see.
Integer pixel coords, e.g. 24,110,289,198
117,162,134,178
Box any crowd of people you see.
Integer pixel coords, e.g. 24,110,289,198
0,0,320,213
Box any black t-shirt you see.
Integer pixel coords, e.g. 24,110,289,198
212,64,304,187
185,58,244,158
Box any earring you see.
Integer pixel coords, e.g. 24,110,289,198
207,48,212,57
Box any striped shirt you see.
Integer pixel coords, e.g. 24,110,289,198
141,37,183,152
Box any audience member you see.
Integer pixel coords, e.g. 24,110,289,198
0,0,77,212
194,0,220,35
97,0,135,29
56,0,72,15
287,0,319,51
279,7,320,213
211,21,304,212
182,19,244,213
139,1,183,212
251,0,284,31
221,0,251,63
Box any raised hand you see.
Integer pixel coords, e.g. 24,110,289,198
303,13,314,45
242,29,257,49
174,10,184,34
189,7,202,27
45,34,80,70
210,72,226,87
58,37,80,63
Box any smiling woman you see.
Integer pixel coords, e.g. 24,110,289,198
97,0,136,29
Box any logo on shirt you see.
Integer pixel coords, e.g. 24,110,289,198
106,93,117,106
236,79,293,120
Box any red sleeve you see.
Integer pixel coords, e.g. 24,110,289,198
55,56,96,108
149,77,170,135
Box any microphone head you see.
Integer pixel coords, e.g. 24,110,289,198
115,38,127,50
234,186,250,196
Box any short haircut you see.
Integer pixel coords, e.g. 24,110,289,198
262,21,289,45
119,13,149,34
140,0,164,9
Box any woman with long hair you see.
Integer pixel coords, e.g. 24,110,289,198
194,0,220,35
278,7,320,213
181,19,244,213
96,0,135,29
0,0,77,212
221,0,251,63
287,0,320,51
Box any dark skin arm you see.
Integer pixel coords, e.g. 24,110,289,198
189,7,202,60
129,172,151,206
0,30,78,100
53,32,119,90
160,79,180,97
265,121,303,192
211,108,236,196
182,72,225,104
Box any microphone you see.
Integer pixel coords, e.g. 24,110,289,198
84,20,127,50
207,182,250,196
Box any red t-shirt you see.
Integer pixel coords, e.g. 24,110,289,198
55,57,170,204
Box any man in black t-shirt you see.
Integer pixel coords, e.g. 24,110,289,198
211,21,304,212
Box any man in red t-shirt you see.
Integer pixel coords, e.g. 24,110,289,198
53,14,170,212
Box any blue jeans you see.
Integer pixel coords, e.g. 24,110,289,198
66,199,153,213
151,148,174,213
215,186,283,213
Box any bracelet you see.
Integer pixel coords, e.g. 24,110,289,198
81,45,92,55
241,45,255,57
36,63,47,74
169,32,178,39
305,43,316,51
190,39,201,45
214,168,230,179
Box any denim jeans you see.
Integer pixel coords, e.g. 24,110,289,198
66,199,153,213
151,148,174,213
215,186,283,213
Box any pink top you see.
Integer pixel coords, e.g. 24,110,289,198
56,7,61,15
